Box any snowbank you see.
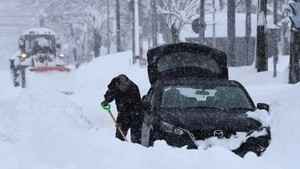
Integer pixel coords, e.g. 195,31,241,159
0,51,299,169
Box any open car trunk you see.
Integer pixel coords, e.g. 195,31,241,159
147,43,229,84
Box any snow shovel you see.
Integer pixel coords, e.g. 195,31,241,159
102,103,128,142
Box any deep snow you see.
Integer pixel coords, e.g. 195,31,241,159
0,52,299,169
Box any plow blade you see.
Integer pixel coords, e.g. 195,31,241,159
29,66,71,72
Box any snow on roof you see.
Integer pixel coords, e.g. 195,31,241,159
22,27,56,36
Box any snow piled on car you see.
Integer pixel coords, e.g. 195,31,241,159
247,110,272,127
0,52,299,169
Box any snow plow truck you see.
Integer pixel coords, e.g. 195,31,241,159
9,28,70,88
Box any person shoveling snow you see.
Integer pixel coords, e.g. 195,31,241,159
101,74,144,144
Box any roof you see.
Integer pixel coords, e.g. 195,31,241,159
22,27,56,36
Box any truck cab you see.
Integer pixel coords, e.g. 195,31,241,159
10,28,69,88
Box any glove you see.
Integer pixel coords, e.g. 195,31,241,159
101,100,109,107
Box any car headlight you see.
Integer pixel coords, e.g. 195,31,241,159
160,121,184,135
20,53,27,59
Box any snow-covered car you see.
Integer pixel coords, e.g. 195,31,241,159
141,43,271,157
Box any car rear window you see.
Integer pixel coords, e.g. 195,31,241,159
157,52,221,74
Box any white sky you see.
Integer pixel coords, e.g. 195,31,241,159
0,0,35,70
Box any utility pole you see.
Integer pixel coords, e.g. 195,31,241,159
227,0,236,66
132,0,140,64
199,0,205,43
245,0,252,64
212,0,216,47
289,1,300,84
116,0,122,52
151,0,158,47
273,0,279,77
256,0,268,72
273,0,279,24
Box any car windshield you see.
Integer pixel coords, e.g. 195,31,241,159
161,85,254,110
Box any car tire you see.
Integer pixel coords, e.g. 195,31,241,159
233,134,271,157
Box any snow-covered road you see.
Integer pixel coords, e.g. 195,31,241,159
0,52,299,169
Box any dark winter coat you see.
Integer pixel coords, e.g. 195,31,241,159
104,76,142,114
104,75,144,142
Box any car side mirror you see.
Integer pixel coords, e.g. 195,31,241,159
257,103,270,112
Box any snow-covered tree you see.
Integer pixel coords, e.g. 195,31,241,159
22,0,111,64
157,0,199,42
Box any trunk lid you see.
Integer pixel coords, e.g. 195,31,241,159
147,43,228,84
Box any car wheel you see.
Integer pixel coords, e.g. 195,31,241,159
233,134,271,157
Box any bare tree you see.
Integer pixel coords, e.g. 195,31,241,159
106,0,111,54
116,0,122,52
